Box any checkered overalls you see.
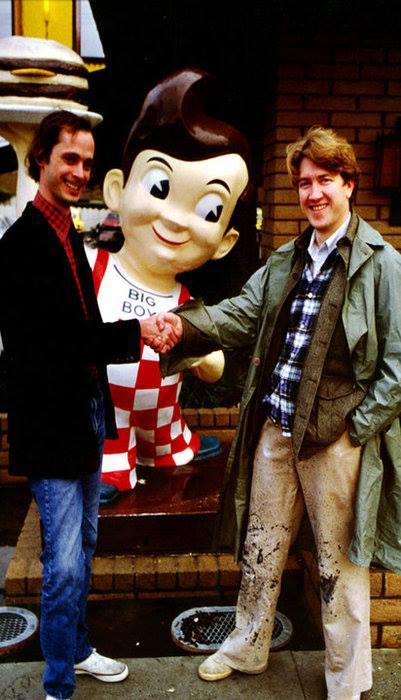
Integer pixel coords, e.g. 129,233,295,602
87,247,200,490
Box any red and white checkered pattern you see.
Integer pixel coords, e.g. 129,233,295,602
87,247,200,491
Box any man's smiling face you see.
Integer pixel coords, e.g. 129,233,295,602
297,157,354,240
38,127,94,210
116,149,249,276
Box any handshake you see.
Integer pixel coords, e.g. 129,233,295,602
139,312,183,354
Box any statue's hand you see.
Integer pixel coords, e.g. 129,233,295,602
190,350,225,383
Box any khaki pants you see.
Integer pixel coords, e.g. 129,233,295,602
217,420,372,699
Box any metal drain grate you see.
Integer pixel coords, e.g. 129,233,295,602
0,607,38,655
171,606,293,654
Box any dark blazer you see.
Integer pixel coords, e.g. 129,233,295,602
0,203,140,478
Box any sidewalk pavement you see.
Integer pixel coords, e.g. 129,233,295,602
1,650,401,699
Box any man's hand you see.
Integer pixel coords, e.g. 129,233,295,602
140,312,183,353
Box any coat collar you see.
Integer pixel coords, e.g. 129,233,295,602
271,211,385,279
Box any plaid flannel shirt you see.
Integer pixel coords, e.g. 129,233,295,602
33,191,89,318
263,247,338,436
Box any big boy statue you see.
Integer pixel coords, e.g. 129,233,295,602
86,69,251,503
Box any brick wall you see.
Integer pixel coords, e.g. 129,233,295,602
261,39,401,257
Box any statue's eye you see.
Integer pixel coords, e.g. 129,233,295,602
142,168,170,199
195,193,224,222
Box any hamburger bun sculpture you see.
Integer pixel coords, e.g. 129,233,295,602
0,36,102,215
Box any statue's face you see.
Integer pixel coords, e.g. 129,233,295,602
116,149,248,275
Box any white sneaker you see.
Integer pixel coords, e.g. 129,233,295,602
46,696,71,699
74,649,129,682
198,653,234,681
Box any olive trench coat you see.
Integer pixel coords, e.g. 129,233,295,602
164,214,401,573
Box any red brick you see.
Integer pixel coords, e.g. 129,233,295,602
384,571,401,596
305,96,356,111
358,159,376,176
267,189,298,205
91,557,114,592
5,558,28,596
214,407,230,427
218,554,241,588
182,408,199,428
370,624,379,647
27,559,43,594
268,141,292,158
134,556,156,590
273,205,304,219
380,206,390,221
370,570,384,597
334,80,385,95
198,408,215,428
331,112,381,127
114,556,134,592
373,224,401,239
359,174,375,189
177,555,198,589
275,127,302,141
358,128,382,143
265,173,293,189
381,625,401,648
138,589,218,600
360,96,401,112
386,114,401,127
265,220,299,236
371,598,401,623
264,158,288,175
198,555,219,589
268,233,300,249
277,111,329,127
356,191,388,205
336,48,384,63
279,79,329,95
308,64,359,79
362,65,401,80
354,205,379,220
276,95,303,111
388,81,401,96
155,556,177,590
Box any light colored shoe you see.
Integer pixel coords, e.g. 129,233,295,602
74,649,128,682
46,696,71,699
198,653,234,681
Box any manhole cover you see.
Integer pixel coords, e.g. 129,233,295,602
171,606,293,654
0,607,38,655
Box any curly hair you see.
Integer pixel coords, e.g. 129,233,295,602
286,126,360,194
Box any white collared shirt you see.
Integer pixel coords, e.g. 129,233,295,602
307,213,351,278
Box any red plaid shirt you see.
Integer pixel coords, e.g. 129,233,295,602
33,191,89,318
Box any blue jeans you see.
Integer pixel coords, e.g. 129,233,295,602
29,394,105,699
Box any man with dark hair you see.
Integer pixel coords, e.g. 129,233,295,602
154,126,401,699
0,110,176,700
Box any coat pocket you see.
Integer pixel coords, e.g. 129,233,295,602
305,377,367,446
